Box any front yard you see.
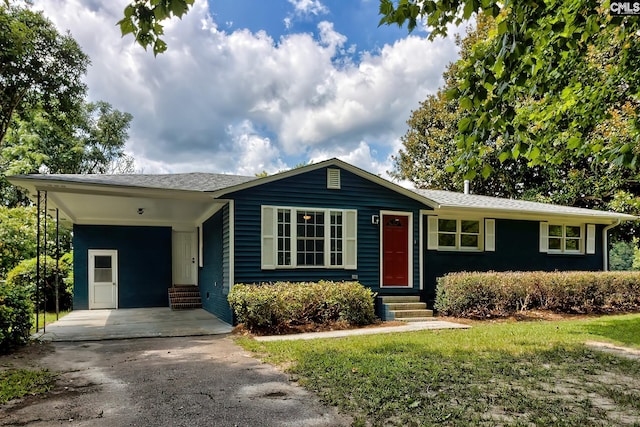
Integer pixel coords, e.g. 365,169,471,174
239,313,640,426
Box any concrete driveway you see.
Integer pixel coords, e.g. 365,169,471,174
34,308,233,341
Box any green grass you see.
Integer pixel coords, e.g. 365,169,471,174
0,368,57,404
239,313,640,426
31,310,69,333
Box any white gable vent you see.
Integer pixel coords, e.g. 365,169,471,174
327,168,341,189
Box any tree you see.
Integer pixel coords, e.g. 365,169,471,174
379,0,640,179
393,11,640,241
0,101,133,206
0,4,89,147
609,240,638,271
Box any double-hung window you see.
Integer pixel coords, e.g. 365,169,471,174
262,206,357,269
540,223,594,254
427,216,494,252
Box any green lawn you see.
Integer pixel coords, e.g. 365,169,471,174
31,311,69,333
0,368,56,404
239,313,640,426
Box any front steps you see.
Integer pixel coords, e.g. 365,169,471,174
168,285,202,310
379,295,434,322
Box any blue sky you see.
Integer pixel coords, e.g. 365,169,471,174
34,0,466,180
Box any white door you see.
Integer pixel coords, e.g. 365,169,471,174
88,250,118,309
172,231,198,285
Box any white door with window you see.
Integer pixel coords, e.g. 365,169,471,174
172,231,198,285
88,250,118,309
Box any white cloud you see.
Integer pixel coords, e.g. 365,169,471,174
288,0,329,16
33,0,464,177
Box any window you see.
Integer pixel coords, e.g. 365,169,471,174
262,206,357,269
540,223,586,254
427,216,493,252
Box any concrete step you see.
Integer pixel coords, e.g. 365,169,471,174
379,295,421,304
384,302,427,311
391,309,434,318
399,317,437,322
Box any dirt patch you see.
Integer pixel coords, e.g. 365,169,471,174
586,341,640,360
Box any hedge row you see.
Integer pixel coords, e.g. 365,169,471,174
0,284,34,353
435,271,640,318
228,281,376,333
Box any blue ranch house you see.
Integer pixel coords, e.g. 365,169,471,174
9,159,635,324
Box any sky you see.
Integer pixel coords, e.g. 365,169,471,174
33,0,467,180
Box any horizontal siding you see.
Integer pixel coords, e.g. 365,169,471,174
199,207,233,323
73,225,172,309
226,166,428,295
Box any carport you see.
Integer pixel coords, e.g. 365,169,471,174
33,308,233,342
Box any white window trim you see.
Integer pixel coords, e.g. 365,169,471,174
428,216,485,252
541,222,586,255
261,205,357,269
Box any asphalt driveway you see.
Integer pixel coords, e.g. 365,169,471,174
1,335,351,426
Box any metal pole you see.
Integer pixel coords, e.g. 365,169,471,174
43,191,48,333
36,191,41,332
55,208,60,320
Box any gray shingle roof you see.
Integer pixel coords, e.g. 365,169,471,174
13,172,258,192
10,169,635,220
412,189,635,219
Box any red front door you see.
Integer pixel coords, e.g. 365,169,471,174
382,214,410,287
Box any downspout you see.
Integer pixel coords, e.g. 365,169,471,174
602,219,621,271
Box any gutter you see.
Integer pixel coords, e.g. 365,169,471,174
602,219,621,271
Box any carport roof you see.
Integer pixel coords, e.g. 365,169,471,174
12,172,258,192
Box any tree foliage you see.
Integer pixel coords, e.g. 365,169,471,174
0,206,72,280
0,4,89,147
1,5,135,207
393,11,640,241
118,0,194,56
380,0,640,179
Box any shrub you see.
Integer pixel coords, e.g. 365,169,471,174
435,271,640,318
0,283,34,353
5,253,73,312
228,281,376,333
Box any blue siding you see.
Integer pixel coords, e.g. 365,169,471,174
227,166,427,295
73,225,172,309
199,206,233,323
422,218,605,304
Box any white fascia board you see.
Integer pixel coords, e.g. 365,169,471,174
432,206,636,224
9,176,213,202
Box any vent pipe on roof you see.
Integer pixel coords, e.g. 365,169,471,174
463,180,470,195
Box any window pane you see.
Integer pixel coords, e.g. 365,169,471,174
565,238,580,251
565,226,581,238
461,220,479,233
438,234,456,247
94,268,112,282
549,225,563,237
438,219,457,232
95,256,111,269
549,237,562,250
460,234,478,248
